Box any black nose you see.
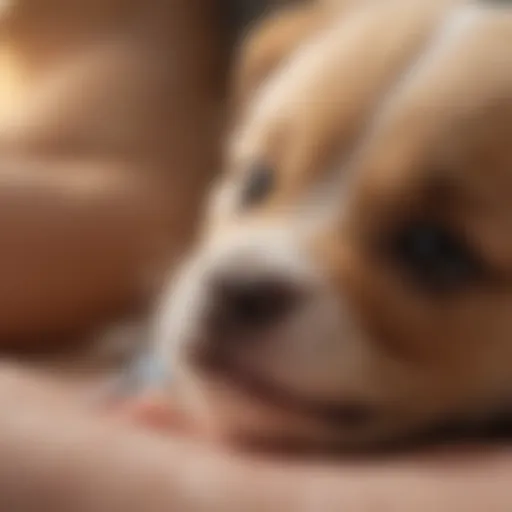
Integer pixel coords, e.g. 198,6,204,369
211,275,300,332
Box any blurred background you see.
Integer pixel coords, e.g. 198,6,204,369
0,0,282,384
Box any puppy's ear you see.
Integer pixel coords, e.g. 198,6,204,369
232,3,325,108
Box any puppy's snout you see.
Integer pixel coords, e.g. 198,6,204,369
210,273,301,333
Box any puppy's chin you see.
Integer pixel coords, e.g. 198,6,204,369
174,375,510,454
171,336,512,453
173,376,356,453
171,355,417,453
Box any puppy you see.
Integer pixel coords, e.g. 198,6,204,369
0,0,225,345
140,0,512,451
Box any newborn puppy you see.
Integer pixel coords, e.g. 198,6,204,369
148,0,512,450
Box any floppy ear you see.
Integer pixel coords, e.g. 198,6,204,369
231,3,325,108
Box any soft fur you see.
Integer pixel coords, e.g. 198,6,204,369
156,0,512,449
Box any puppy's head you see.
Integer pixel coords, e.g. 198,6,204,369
158,1,512,449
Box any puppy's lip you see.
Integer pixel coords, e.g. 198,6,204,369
191,344,377,429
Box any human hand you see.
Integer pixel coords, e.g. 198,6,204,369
0,365,510,512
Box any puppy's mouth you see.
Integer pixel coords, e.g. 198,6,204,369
190,343,377,430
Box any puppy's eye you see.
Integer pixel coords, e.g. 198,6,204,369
240,163,274,208
391,222,482,291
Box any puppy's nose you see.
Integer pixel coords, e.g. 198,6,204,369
211,275,300,332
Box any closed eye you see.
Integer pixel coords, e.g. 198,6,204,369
389,220,484,293
239,162,275,209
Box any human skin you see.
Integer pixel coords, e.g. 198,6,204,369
0,157,169,345
0,366,511,512
0,0,225,348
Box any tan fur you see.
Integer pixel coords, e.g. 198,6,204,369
232,2,327,107
158,0,512,448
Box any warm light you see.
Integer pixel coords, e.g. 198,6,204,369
0,0,11,17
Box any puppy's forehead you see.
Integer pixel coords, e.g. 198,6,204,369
231,0,459,182
232,3,512,221
332,6,512,271
351,5,512,198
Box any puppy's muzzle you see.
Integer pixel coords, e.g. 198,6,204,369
207,271,303,337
